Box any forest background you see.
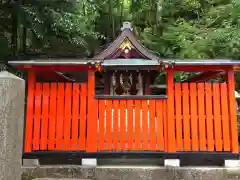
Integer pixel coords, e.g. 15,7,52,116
0,0,240,83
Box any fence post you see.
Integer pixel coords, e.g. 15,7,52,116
0,71,25,180
226,71,239,153
166,70,176,152
83,71,98,166
24,71,35,152
86,71,97,152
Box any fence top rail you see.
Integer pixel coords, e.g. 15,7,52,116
95,95,168,100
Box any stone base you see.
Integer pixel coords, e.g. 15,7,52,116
81,159,97,166
32,179,89,180
23,159,40,166
224,160,240,168
164,159,180,167
22,166,240,180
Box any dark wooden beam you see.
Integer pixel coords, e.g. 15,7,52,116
171,65,233,71
187,71,225,82
104,71,110,94
36,71,75,82
144,71,150,95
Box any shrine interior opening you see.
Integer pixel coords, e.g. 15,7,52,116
95,70,166,96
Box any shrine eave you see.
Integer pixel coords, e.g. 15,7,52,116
171,59,240,71
8,59,95,65
7,59,98,71
8,58,161,71
7,59,240,71
174,59,240,66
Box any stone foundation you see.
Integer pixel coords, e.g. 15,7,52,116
22,166,240,180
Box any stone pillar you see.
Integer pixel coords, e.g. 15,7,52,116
0,71,25,180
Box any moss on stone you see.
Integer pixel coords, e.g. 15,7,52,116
21,173,36,180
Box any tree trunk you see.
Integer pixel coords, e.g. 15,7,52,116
21,0,27,53
108,0,114,39
11,1,18,58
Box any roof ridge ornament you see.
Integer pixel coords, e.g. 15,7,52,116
121,22,133,31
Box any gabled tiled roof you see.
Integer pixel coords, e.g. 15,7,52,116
93,23,159,60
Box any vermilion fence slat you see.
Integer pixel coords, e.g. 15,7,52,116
113,100,119,150
24,72,35,152
106,100,113,150
48,83,57,150
94,99,99,150
71,83,80,150
63,83,72,150
149,100,156,150
190,83,198,151
120,100,126,150
205,83,214,151
134,100,141,150
33,83,42,150
197,83,206,151
40,83,50,150
79,83,87,150
213,83,223,151
127,100,134,150
142,100,149,150
163,99,168,151
220,83,230,151
175,83,183,151
98,100,105,150
156,100,164,151
182,83,191,151
56,83,65,150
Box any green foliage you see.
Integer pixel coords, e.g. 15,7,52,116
139,0,240,60
21,0,103,54
0,0,102,58
131,0,240,82
0,0,240,82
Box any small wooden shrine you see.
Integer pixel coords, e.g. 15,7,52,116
9,22,240,161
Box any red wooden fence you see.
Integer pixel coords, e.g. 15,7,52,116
24,82,88,152
95,99,167,151
174,82,231,152
24,80,238,153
